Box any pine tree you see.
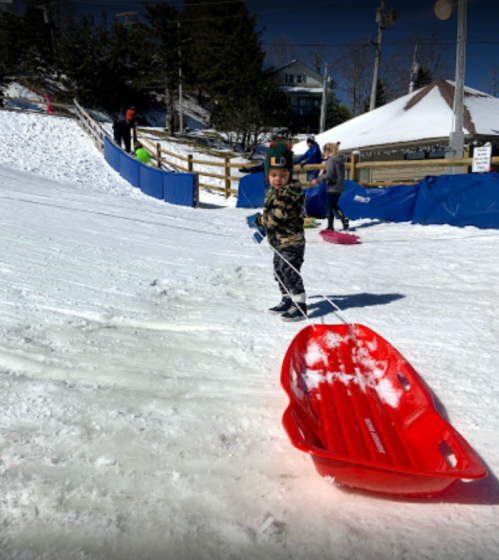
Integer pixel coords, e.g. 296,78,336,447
139,2,182,133
326,93,352,129
184,0,290,148
19,0,53,74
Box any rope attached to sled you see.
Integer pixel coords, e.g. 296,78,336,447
254,229,354,326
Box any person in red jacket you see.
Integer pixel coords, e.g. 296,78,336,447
125,106,136,127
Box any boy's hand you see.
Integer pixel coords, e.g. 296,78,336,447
252,227,267,243
246,213,261,228
311,179,317,185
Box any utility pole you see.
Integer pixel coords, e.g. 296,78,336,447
434,0,468,170
115,12,138,28
319,63,329,133
408,44,419,93
449,0,467,159
178,21,183,135
369,1,396,111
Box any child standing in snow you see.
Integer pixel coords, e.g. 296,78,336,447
254,143,307,322
312,142,349,231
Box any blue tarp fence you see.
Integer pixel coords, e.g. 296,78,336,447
237,171,499,229
104,136,197,207
412,174,499,229
236,173,266,208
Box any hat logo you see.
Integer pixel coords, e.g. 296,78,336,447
271,156,286,167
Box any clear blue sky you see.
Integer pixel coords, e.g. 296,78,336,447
18,0,499,92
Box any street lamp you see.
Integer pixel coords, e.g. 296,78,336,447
435,0,467,162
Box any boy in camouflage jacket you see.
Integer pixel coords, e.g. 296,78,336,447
255,143,307,322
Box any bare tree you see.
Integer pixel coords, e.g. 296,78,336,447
305,41,332,73
482,63,499,97
334,39,373,116
383,28,453,101
265,34,300,69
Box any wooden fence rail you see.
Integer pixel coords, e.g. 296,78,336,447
73,99,106,153
125,129,499,198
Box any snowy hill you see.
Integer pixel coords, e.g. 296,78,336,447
0,110,499,559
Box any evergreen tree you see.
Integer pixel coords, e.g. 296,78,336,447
139,1,182,133
184,0,290,148
56,13,112,106
183,0,264,105
19,0,53,74
363,79,387,112
0,12,24,77
326,93,352,129
413,67,433,89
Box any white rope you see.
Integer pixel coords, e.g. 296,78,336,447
240,173,353,325
254,230,312,324
254,229,354,326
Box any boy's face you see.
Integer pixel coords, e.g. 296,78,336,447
268,168,290,189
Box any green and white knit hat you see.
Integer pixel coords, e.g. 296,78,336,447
264,142,294,179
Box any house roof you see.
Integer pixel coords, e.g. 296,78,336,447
272,59,324,82
293,79,499,154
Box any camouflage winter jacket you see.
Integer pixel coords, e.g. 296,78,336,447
255,180,305,249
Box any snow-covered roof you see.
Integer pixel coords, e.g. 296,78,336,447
281,86,323,94
272,59,324,81
294,79,499,154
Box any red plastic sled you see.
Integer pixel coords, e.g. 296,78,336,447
320,230,361,245
281,324,487,496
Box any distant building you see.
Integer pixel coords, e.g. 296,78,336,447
272,60,333,133
294,79,499,184
0,0,18,16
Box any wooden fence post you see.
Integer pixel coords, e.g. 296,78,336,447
188,154,193,173
350,152,359,183
463,145,470,174
224,157,231,198
156,143,162,169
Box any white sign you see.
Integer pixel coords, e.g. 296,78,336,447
472,146,492,173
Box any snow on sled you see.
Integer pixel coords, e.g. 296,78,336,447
281,324,487,496
320,229,360,245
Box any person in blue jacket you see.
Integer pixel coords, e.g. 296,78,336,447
294,136,322,181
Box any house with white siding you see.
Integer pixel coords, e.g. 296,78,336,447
272,60,332,133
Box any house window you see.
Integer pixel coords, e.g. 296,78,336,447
298,97,314,115
297,75,302,84
288,74,294,84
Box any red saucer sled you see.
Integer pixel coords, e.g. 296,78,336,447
281,324,487,496
320,229,361,245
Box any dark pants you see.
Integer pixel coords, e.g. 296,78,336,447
113,134,122,147
123,133,131,152
273,245,305,296
327,192,347,230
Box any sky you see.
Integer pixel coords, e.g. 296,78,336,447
14,0,499,93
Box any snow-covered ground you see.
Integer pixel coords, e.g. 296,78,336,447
1,109,499,560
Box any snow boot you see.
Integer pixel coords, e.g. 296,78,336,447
342,217,350,231
281,293,307,322
281,302,308,322
268,296,292,315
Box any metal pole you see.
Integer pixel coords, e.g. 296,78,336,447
369,0,385,111
178,21,183,135
319,63,329,133
447,0,467,167
409,44,418,93
453,0,467,136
